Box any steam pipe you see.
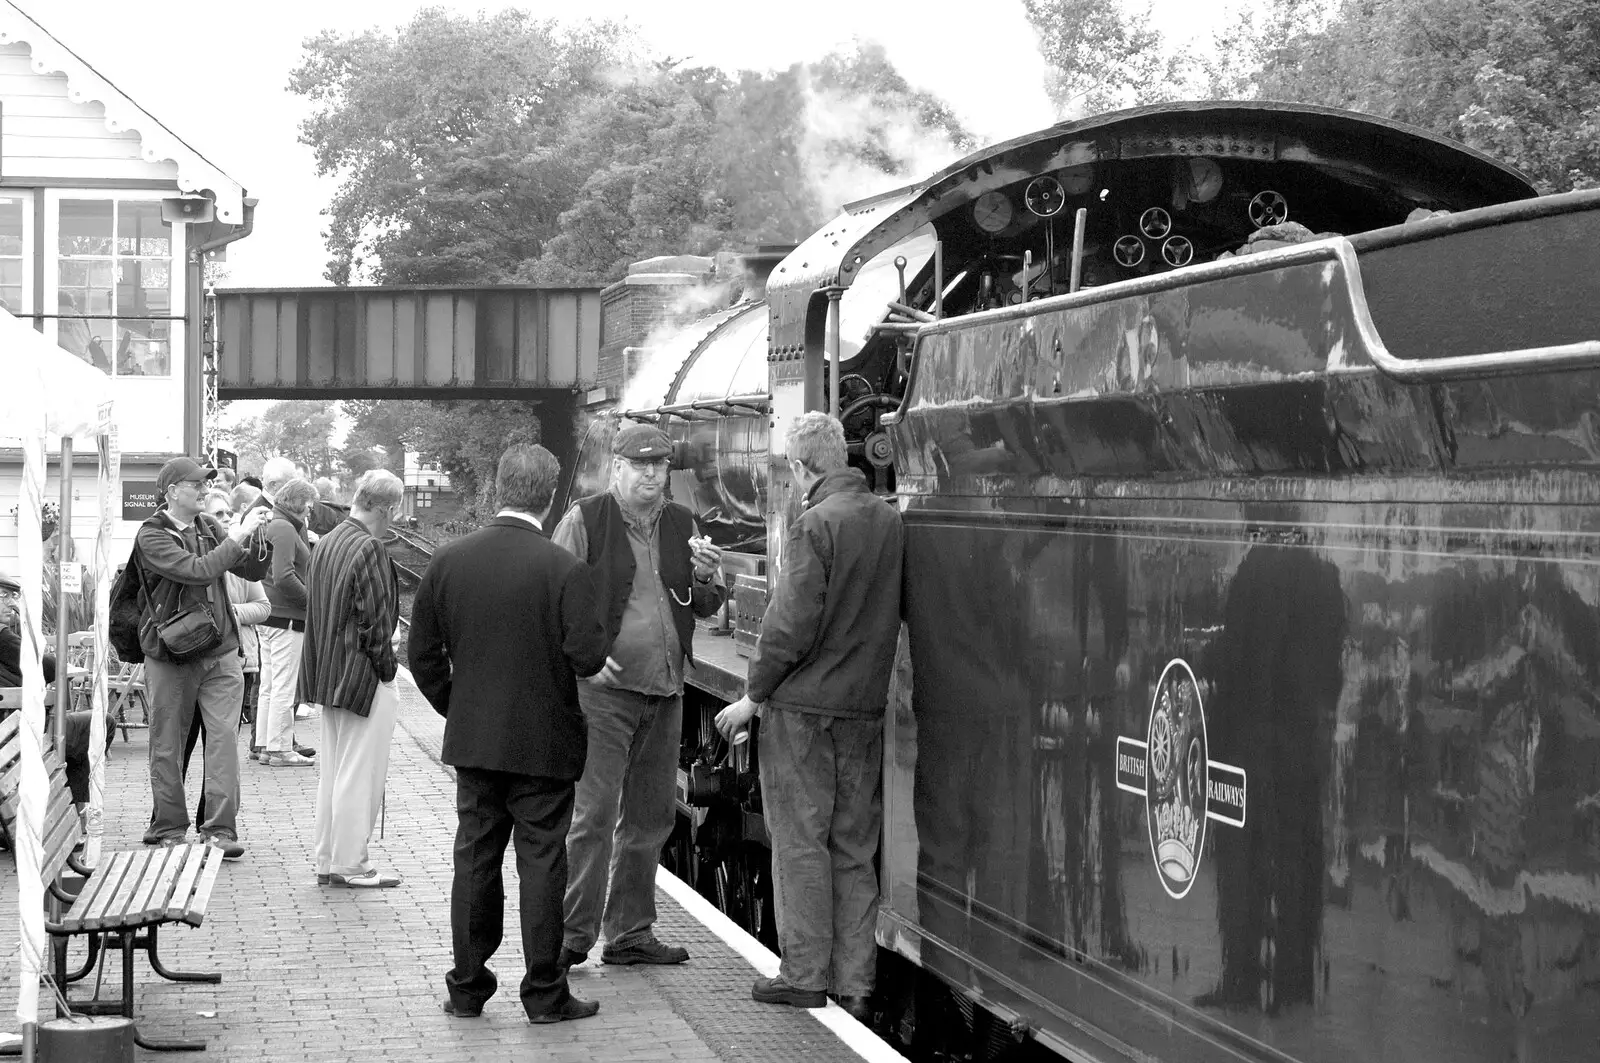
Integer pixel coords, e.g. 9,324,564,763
1070,208,1088,293
827,288,844,417
1023,250,1033,299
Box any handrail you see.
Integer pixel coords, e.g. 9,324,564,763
621,393,771,420
905,235,1600,386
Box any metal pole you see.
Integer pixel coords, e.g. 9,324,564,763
54,437,72,753
826,290,843,417
1070,208,1088,293
933,241,944,318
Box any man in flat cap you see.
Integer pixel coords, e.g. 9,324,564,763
552,423,725,968
137,457,268,856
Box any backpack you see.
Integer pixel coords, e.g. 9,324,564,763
107,546,147,663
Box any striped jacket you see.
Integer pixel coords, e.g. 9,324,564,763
295,517,398,717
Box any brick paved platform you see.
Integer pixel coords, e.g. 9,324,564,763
0,674,902,1062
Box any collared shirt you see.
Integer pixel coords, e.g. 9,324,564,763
495,509,544,531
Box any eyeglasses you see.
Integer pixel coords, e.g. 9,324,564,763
624,458,669,473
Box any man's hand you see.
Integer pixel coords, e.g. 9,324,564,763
715,696,759,741
689,535,722,582
586,656,623,685
231,507,265,542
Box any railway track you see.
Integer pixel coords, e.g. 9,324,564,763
385,527,438,627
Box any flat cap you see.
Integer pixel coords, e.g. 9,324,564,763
156,456,216,497
0,573,19,594
613,424,673,461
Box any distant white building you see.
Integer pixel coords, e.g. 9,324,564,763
401,452,458,522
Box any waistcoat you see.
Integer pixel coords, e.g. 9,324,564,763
576,492,697,660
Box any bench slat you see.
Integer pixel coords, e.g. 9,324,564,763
165,845,209,923
178,846,225,927
120,846,178,927
64,849,131,931
136,846,188,925
93,848,155,930
40,809,80,884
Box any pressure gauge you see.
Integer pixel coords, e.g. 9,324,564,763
973,191,1014,233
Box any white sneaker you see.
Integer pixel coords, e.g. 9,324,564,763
260,750,316,767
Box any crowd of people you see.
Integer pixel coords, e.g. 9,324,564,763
6,411,903,1029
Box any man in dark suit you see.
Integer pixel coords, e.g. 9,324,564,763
408,444,609,1025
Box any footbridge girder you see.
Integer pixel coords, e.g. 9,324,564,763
213,285,602,398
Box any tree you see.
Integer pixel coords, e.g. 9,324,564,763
290,10,632,284
230,401,338,475
1210,0,1600,192
293,15,979,287
1024,0,1193,116
408,400,550,516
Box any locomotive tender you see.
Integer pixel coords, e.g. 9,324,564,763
564,101,1600,1062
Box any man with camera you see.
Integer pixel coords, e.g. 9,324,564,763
137,457,269,857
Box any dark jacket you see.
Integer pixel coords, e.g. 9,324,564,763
296,518,398,716
746,469,903,719
0,626,55,687
408,516,608,779
262,503,311,622
134,510,271,663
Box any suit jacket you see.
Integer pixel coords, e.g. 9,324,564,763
407,516,608,779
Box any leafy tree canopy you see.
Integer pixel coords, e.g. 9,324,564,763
292,12,973,286
1208,0,1600,192
1024,0,1193,116
230,401,338,476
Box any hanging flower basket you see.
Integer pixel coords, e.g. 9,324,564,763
8,500,60,540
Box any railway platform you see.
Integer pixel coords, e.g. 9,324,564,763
0,671,904,1062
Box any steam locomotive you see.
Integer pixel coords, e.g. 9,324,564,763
562,101,1600,1062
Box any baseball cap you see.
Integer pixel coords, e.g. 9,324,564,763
613,424,674,461
156,456,217,497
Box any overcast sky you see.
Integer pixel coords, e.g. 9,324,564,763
39,0,1231,289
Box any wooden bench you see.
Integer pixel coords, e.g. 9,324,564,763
0,712,225,1052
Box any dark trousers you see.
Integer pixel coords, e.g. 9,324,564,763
447,767,576,1018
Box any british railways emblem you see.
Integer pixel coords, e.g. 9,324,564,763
1115,659,1248,899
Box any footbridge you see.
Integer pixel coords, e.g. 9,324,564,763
213,285,602,398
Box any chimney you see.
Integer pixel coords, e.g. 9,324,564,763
737,244,796,301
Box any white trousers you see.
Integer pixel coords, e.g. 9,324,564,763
256,626,303,752
313,681,399,877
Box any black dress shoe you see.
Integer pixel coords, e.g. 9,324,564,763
558,946,588,969
528,996,599,1024
836,995,872,1022
442,998,482,1018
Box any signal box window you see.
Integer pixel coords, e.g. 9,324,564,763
57,199,173,377
417,491,434,509
0,198,24,315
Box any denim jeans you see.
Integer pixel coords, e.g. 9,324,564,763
562,683,681,953
759,707,884,995
146,650,244,841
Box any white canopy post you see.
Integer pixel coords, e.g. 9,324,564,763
13,426,50,1045
85,421,116,867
